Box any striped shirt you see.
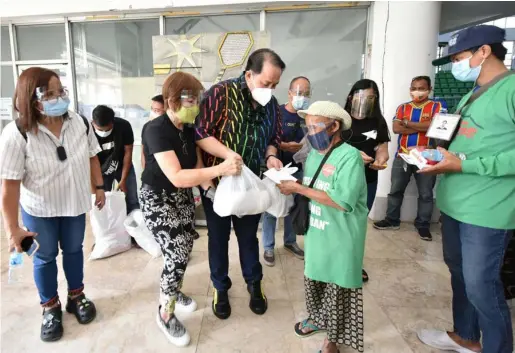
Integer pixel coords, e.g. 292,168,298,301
394,100,442,153
195,73,282,177
0,111,101,217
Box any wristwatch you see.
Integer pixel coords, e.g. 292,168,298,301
95,185,105,190
403,119,409,127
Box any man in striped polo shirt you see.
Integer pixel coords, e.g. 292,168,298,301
373,76,442,241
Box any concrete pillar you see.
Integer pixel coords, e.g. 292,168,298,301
366,1,442,222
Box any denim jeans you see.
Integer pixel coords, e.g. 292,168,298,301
103,165,140,214
262,212,296,251
262,170,302,251
202,194,263,291
441,213,513,353
21,208,86,305
385,157,436,229
367,180,378,212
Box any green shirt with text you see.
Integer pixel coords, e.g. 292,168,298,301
303,143,368,288
437,74,515,229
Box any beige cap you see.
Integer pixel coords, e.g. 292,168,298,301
297,101,352,131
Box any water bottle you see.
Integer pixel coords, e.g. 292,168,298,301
8,251,24,284
421,149,466,162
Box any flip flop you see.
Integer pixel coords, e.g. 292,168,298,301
294,319,324,338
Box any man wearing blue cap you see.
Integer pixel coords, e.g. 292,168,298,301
417,25,515,353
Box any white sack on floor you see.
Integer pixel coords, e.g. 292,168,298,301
124,210,161,258
89,191,131,260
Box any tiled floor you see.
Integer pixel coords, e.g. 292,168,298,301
0,220,513,352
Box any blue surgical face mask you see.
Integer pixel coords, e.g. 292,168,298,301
292,96,309,110
451,55,484,82
40,97,70,117
307,123,335,151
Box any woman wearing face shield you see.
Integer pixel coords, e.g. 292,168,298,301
344,79,390,283
0,67,105,342
139,72,242,347
278,101,367,353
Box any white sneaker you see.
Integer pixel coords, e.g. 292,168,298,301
417,329,479,353
156,310,191,347
175,292,198,313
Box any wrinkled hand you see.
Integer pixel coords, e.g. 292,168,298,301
418,147,462,175
95,190,106,210
118,179,127,193
8,227,37,253
277,180,299,196
219,156,243,176
360,151,374,165
267,156,283,171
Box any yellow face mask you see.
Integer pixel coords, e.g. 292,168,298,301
175,105,200,124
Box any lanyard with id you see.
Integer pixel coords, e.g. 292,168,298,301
428,71,515,149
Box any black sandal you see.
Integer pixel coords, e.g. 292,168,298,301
41,305,64,342
66,293,96,325
362,269,369,283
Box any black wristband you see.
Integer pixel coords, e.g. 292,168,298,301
265,154,278,163
95,185,105,190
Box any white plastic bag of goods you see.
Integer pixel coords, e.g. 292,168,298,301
213,166,273,218
89,191,131,260
124,210,161,258
262,178,295,218
262,164,298,218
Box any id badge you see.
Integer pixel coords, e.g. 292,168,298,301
426,113,461,141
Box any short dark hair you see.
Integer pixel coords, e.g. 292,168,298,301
245,48,286,73
471,43,507,61
92,105,115,127
411,76,431,88
289,76,310,90
152,94,164,105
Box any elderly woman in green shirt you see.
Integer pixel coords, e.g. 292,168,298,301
278,101,368,353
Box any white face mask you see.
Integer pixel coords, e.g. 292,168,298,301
250,74,273,106
149,111,158,120
95,129,112,138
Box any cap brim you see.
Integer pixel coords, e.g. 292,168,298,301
297,110,308,119
432,55,451,67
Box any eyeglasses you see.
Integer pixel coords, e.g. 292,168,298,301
36,87,69,103
179,131,188,156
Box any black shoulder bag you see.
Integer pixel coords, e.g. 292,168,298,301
436,71,515,149
290,141,343,236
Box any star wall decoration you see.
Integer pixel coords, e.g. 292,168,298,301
164,34,207,72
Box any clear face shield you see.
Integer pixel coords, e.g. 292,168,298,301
290,85,312,111
350,90,376,120
179,89,203,108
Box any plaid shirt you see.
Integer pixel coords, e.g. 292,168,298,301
195,73,282,176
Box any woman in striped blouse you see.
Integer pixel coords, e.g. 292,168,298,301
0,67,105,342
